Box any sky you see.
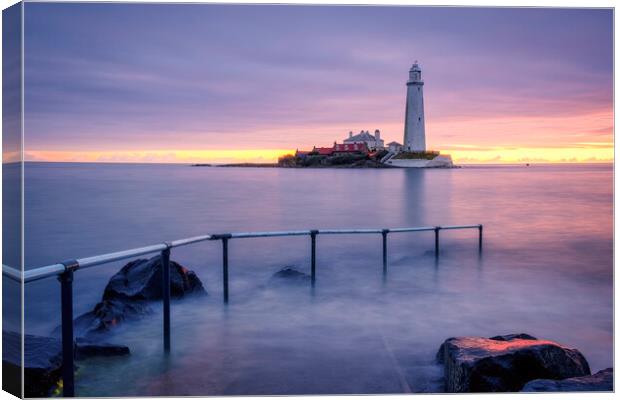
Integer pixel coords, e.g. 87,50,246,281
23,4,613,164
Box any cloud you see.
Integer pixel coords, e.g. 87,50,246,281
22,4,613,162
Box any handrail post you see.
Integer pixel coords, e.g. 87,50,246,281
222,237,229,303
59,261,78,397
434,227,440,257
478,224,483,252
310,230,318,287
382,229,389,275
161,246,171,352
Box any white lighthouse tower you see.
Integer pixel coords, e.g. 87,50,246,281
403,62,426,152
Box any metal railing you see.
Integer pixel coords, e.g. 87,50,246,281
2,223,482,397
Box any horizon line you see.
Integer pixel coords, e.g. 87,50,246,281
10,160,614,166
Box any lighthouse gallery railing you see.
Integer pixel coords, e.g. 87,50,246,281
2,223,483,397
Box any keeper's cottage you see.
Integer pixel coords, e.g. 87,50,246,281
344,129,384,151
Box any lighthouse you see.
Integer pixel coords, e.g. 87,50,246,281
403,62,426,152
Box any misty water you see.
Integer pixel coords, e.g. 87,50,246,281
22,162,612,395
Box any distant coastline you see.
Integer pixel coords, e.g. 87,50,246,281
191,160,396,169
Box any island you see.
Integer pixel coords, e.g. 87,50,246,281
193,63,455,169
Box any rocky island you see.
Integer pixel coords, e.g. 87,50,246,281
192,63,457,169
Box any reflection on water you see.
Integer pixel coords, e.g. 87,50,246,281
23,163,612,395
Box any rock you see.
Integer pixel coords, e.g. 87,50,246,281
436,334,590,392
3,331,132,397
75,338,130,360
104,255,206,301
72,298,154,337
3,331,62,398
70,255,206,337
521,368,613,392
489,333,538,341
269,267,311,285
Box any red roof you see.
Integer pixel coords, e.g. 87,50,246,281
313,147,334,155
333,143,368,154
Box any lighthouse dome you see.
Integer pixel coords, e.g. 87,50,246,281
408,61,422,82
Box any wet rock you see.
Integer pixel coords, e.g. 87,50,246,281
75,338,130,360
104,255,206,301
72,298,154,337
2,331,20,397
269,267,311,285
4,331,62,398
2,331,130,397
521,368,613,392
489,333,537,341
71,255,206,337
436,334,590,392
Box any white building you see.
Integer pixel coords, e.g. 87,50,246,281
344,129,384,150
403,62,426,152
387,141,403,153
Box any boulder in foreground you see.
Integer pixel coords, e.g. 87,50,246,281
436,333,590,392
72,255,206,337
104,255,206,300
3,331,62,398
521,368,613,392
3,331,130,397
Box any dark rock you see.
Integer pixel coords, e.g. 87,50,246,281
70,255,206,337
269,267,311,285
489,333,537,341
104,255,206,301
75,338,130,360
4,331,62,398
72,298,154,337
521,368,613,392
2,329,21,397
3,331,132,397
436,334,591,392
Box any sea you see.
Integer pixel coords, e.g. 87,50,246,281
14,162,614,395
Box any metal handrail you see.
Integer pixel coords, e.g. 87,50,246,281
319,228,383,234
388,226,436,233
77,243,169,271
2,264,21,281
229,230,310,239
2,223,482,397
439,224,482,230
6,224,482,283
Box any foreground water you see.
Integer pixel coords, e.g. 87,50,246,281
22,162,612,395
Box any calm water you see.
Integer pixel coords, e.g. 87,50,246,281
21,162,612,395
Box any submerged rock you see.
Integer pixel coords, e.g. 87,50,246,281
75,338,130,360
269,267,311,285
436,334,590,392
521,368,613,392
71,255,206,337
3,331,130,397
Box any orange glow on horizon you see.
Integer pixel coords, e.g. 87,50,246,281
24,149,296,164
23,145,613,164
446,145,613,164
21,105,613,165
